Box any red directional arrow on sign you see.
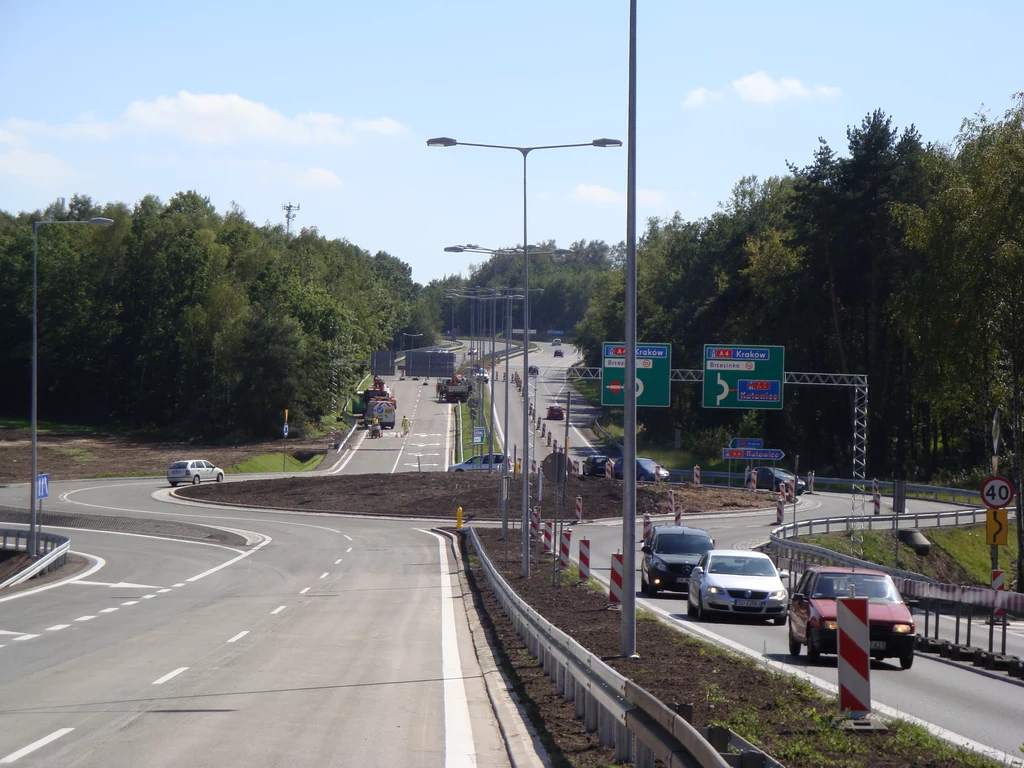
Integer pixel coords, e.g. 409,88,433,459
607,381,623,394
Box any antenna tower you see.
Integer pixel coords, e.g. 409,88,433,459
282,202,300,234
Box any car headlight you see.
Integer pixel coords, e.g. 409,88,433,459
650,557,665,570
769,589,787,600
892,623,913,634
822,620,837,631
706,586,721,595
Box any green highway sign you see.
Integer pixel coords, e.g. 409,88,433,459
601,342,671,408
703,345,785,410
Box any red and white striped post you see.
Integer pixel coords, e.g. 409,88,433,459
872,478,880,515
693,464,701,486
654,466,662,484
575,496,583,523
530,506,539,540
837,596,871,719
993,570,1006,618
609,553,623,604
559,528,572,568
547,433,552,446
667,488,675,517
578,539,590,582
776,490,785,525
808,471,815,493
642,513,652,541
541,423,546,438
788,477,796,502
606,460,614,480
748,469,756,491
531,458,537,474
542,520,554,554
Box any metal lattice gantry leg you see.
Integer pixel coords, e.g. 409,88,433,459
849,379,870,558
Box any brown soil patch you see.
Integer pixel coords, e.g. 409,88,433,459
0,427,332,485
180,472,763,519
465,529,999,768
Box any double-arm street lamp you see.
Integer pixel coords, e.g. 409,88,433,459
30,217,114,555
428,136,622,577
400,332,423,357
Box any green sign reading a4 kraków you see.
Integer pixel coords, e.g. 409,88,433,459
703,345,784,409
601,342,671,407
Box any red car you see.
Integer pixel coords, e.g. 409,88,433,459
546,405,564,420
787,567,916,669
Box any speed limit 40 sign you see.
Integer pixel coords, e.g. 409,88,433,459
981,476,1015,509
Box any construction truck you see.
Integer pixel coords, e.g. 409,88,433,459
363,395,397,430
353,376,390,416
437,374,472,403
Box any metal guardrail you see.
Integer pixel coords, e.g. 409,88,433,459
0,529,71,589
468,527,783,768
590,420,623,454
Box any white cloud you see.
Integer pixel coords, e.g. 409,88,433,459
292,167,342,188
638,189,667,204
732,72,840,104
2,91,409,147
682,87,723,108
0,147,73,185
570,184,622,204
0,127,28,146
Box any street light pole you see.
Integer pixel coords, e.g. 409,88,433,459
30,217,114,556
428,136,621,578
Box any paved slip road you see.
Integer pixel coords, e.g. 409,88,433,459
0,459,512,766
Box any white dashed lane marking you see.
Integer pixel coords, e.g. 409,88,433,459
226,631,249,643
299,587,310,594
0,728,74,763
271,606,286,615
152,667,188,685
46,625,70,632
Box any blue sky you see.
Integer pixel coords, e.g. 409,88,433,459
2,1,1022,285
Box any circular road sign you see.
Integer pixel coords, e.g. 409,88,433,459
980,475,1014,509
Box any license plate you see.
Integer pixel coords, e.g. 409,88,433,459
870,640,886,651
735,599,762,608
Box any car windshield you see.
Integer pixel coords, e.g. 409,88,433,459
812,574,903,602
775,470,794,480
707,556,777,577
655,534,713,555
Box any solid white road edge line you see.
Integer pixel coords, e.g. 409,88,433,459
0,728,74,764
227,631,249,643
185,535,272,583
421,529,476,768
152,667,189,685
0,521,244,554
0,553,105,604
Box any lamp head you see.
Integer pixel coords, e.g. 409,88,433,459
592,138,623,148
88,217,115,226
427,137,458,148
444,246,465,253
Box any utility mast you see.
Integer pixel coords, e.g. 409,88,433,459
282,202,300,234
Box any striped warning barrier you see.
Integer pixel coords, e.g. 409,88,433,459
559,528,572,568
578,538,590,581
609,553,623,604
788,478,796,502
541,423,546,438
530,506,539,540
993,570,1005,618
542,520,553,554
873,478,880,515
808,471,815,492
667,488,675,518
693,464,701,486
654,466,662,484
575,496,583,523
547,433,552,446
776,490,785,525
837,596,871,718
606,460,614,479
642,513,652,541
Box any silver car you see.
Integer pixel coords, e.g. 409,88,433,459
687,549,789,625
447,453,506,472
167,459,225,486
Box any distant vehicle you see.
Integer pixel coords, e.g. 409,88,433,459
167,460,224,487
582,455,611,476
551,338,562,346
754,467,806,495
529,365,540,376
448,453,506,472
687,550,789,624
471,368,489,383
546,404,564,420
614,456,670,482
553,348,564,358
787,567,915,668
641,525,715,597
468,347,478,357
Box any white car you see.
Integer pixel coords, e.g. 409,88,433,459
448,453,505,472
167,459,225,486
687,549,789,625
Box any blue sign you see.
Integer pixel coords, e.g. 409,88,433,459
721,448,786,461
729,438,763,449
283,423,289,438
37,473,49,500
603,343,669,358
737,379,781,404
547,330,565,335
472,427,485,445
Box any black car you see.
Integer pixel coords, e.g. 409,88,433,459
582,455,611,476
753,467,806,495
528,365,540,376
641,525,715,597
554,348,564,358
614,456,671,482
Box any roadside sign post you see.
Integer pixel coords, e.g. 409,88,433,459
980,476,1013,575
703,345,785,410
283,408,289,473
601,342,671,407
33,472,49,556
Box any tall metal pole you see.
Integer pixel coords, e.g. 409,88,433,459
521,150,532,578
502,280,511,539
30,224,39,557
488,289,497,466
621,0,639,657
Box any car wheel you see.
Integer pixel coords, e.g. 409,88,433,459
773,615,787,626
806,633,821,661
899,651,914,670
454,469,464,472
169,482,178,488
788,626,802,657
216,472,224,482
646,577,659,598
192,474,201,485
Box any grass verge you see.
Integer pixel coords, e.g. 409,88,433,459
227,452,325,473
